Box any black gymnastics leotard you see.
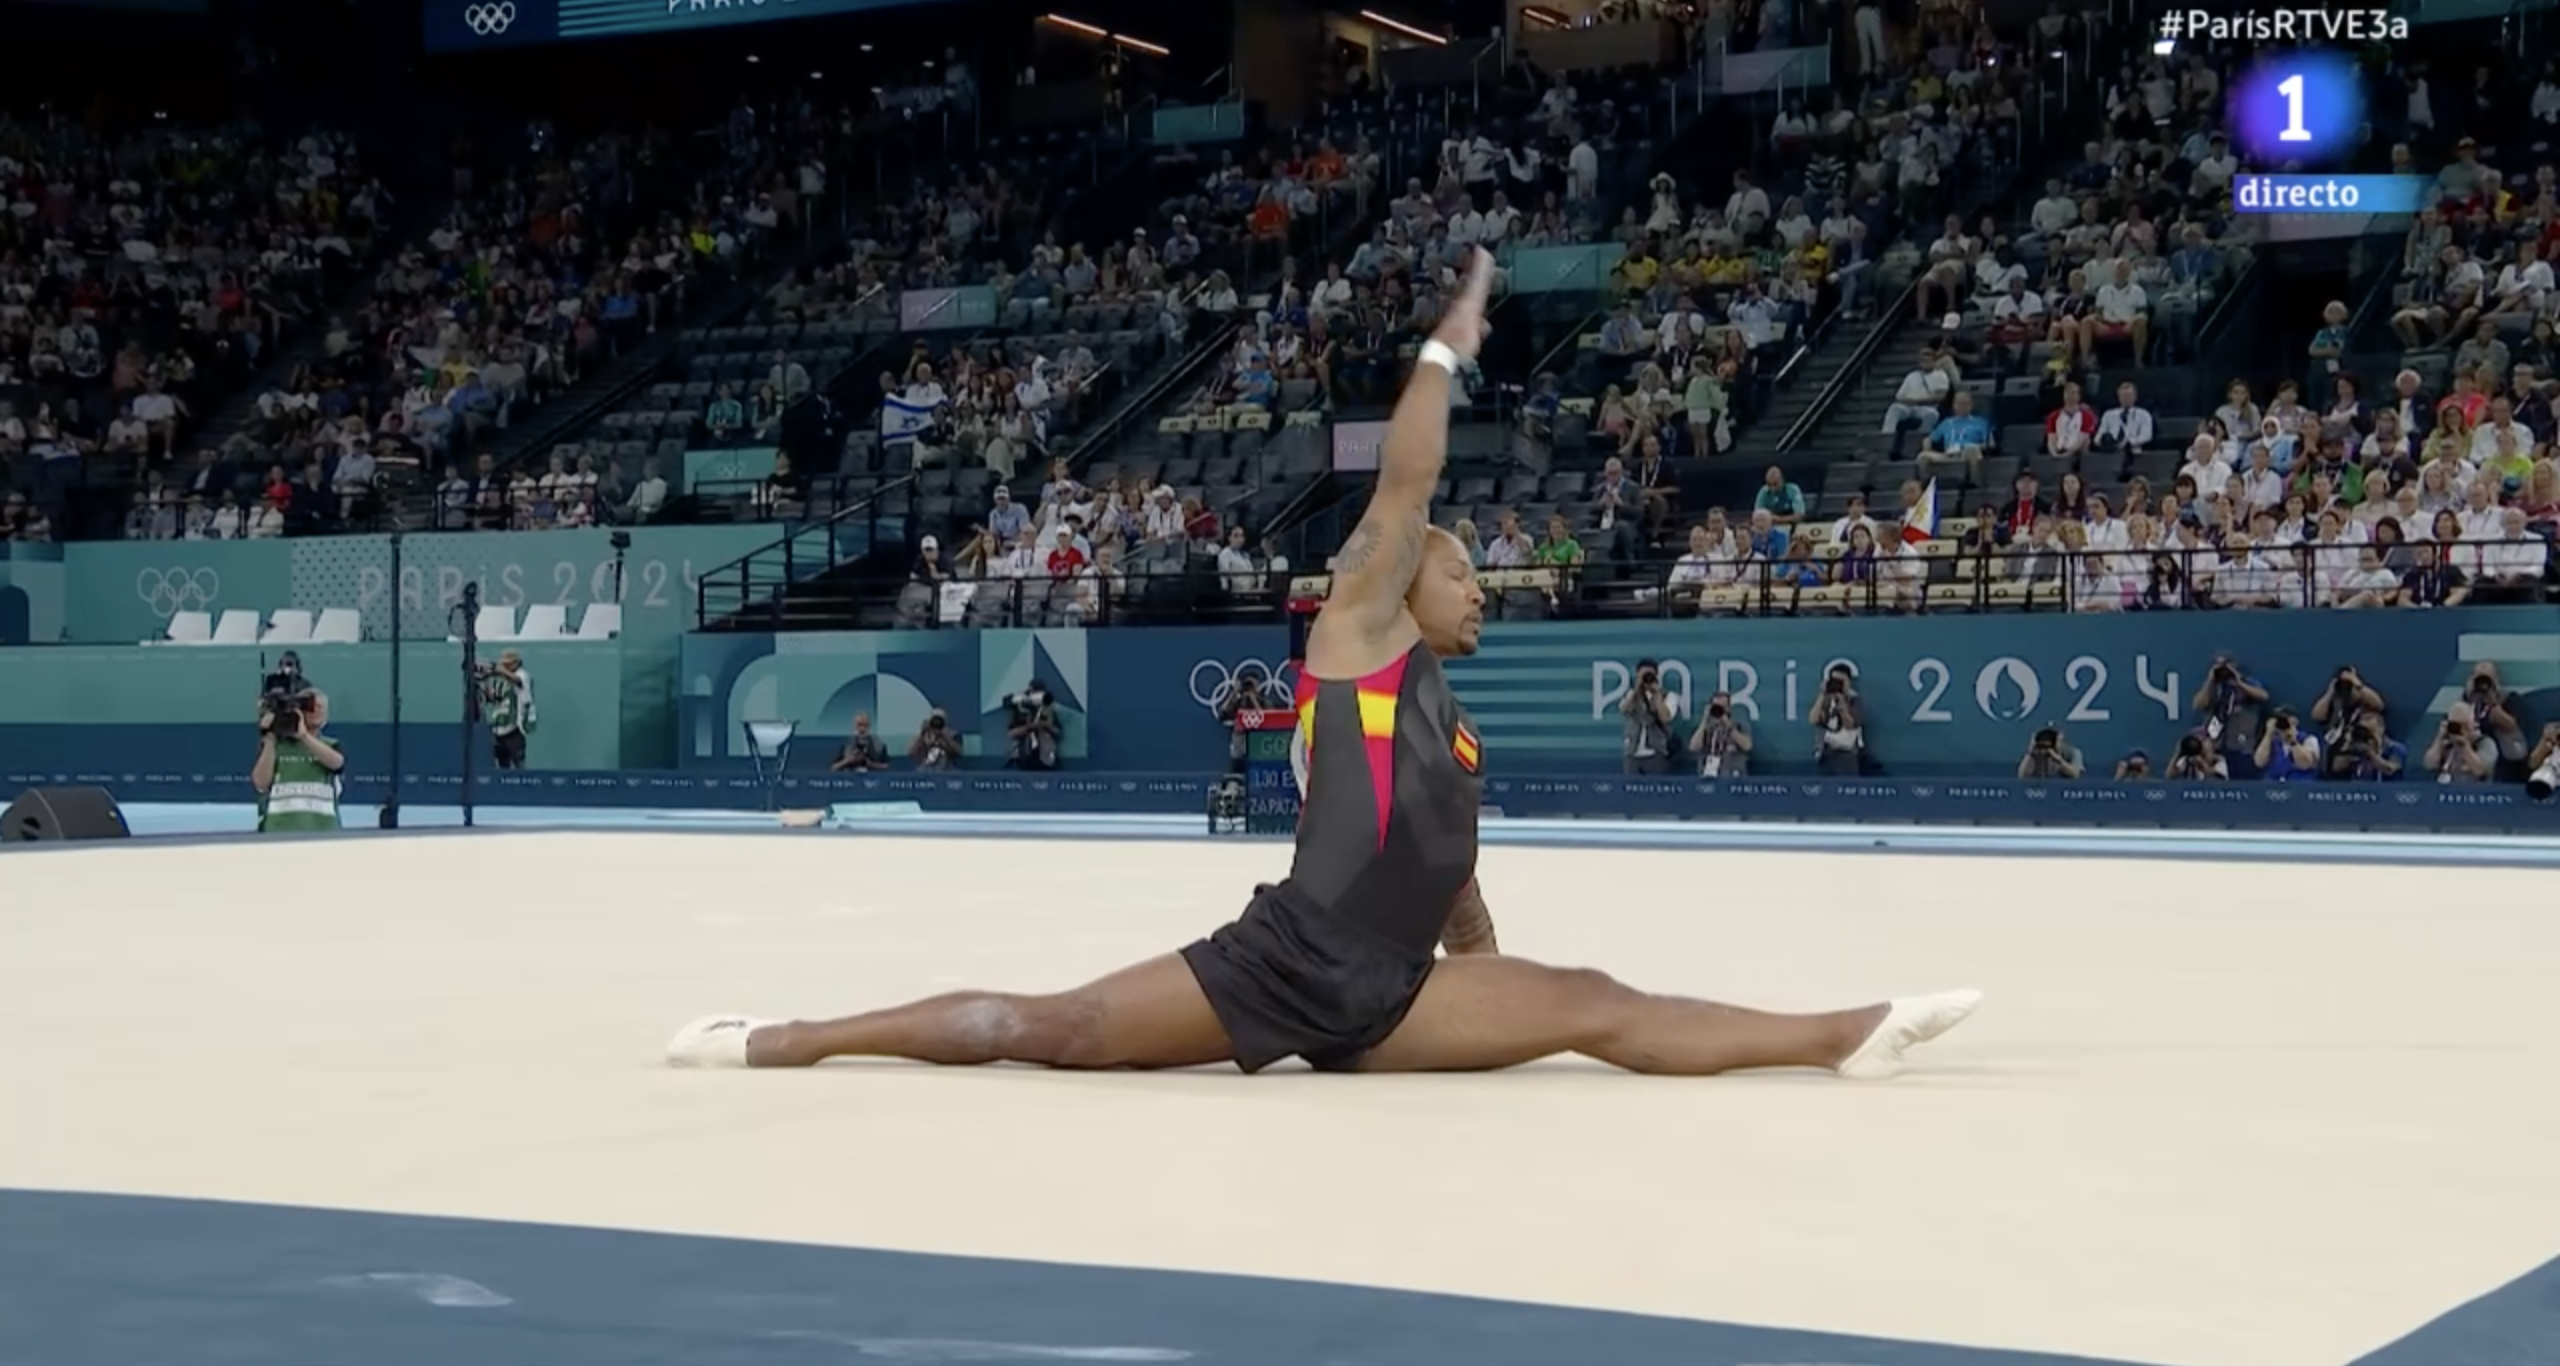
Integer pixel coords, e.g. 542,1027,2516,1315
1179,642,1484,1072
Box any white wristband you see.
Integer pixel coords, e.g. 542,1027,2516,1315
1417,339,1463,375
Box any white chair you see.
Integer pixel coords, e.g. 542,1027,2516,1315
161,610,214,645
515,603,569,639
573,602,622,639
451,602,518,644
261,609,314,644
210,609,261,644
311,607,363,643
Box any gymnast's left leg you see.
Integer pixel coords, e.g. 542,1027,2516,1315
1352,954,1980,1076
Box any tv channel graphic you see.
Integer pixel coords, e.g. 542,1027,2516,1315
2233,174,2430,215
2226,49,2363,165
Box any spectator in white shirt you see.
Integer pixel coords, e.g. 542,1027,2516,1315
1667,524,1721,610
2472,506,2548,596
1724,170,1771,232
2456,479,2506,543
2090,260,2150,360
2045,382,2097,460
2487,241,2554,323
1830,493,1878,547
1881,343,1954,451
2215,532,2280,607
2468,396,2536,465
2239,443,2286,513
2336,545,2402,608
1484,512,1535,568
2178,440,2233,496
1216,526,1260,594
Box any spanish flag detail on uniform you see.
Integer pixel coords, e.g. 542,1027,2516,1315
1451,720,1482,775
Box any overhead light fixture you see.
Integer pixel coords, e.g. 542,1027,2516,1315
1521,5,1569,27
745,53,761,63
1359,9,1446,43
1042,13,1167,56
859,42,873,51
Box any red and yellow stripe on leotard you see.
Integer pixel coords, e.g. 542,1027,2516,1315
1296,653,1408,850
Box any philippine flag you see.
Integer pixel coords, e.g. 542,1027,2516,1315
1902,478,1939,547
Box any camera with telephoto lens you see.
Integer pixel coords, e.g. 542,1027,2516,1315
260,667,315,739
2034,726,2059,751
2528,751,2560,801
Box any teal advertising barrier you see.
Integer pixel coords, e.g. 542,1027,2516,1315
1502,242,1627,295
0,639,628,779
48,525,776,646
680,624,1290,772
683,446,780,494
1444,608,2560,774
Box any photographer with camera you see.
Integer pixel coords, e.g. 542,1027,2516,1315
2460,664,2528,780
2334,714,2406,781
2189,654,2270,779
2421,702,2498,784
2015,723,2084,780
1214,669,1274,776
2253,707,2323,782
1810,663,1865,776
1005,683,1060,770
1620,659,1678,775
2311,666,2387,780
2165,732,2228,780
2525,722,2560,800
829,712,892,772
911,708,964,769
1687,689,1753,778
473,649,537,770
252,664,346,833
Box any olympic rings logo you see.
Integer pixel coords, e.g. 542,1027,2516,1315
463,2,516,35
1189,658,1294,713
135,567,220,617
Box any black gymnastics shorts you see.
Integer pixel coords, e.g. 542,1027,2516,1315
1179,882,1435,1074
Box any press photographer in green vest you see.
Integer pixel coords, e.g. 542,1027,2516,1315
252,681,347,833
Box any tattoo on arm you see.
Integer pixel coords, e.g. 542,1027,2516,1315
1440,878,1499,956
1331,502,1429,619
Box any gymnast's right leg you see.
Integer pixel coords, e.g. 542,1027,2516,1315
665,953,1236,1070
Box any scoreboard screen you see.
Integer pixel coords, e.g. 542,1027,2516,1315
424,0,940,55
1239,709,1302,837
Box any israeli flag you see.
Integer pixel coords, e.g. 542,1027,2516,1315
879,393,942,442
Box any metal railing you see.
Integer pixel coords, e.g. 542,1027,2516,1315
1466,535,2558,618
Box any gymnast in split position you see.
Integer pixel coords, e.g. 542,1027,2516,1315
667,249,1981,1077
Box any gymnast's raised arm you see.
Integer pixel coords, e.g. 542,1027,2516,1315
1308,249,1497,670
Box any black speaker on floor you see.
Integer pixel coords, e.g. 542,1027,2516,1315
2,787,131,842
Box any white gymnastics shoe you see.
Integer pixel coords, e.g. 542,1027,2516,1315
664,1015,776,1069
1834,989,1983,1080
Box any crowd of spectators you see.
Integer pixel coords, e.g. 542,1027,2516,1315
112,99,839,543
1498,30,2560,623
0,112,382,542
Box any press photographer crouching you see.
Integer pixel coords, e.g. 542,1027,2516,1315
252,662,345,833
2016,723,2084,781
1007,683,1060,770
2165,732,2227,780
1215,668,1275,775
911,708,964,769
